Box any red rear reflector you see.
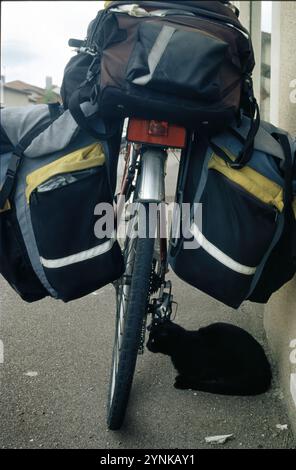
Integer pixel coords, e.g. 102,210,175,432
127,119,186,149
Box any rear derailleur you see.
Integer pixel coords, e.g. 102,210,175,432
138,281,176,354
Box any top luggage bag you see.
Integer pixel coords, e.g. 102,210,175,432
62,0,257,139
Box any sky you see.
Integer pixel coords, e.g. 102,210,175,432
1,1,105,88
1,1,273,89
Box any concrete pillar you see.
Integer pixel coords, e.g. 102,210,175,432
250,1,262,101
264,281,296,434
235,1,261,108
235,1,251,30
264,0,296,434
270,1,296,133
235,0,296,434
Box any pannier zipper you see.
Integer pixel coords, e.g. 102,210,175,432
162,15,250,42
29,167,101,201
107,1,249,36
217,171,280,219
112,10,250,42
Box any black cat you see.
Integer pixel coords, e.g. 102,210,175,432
147,320,272,396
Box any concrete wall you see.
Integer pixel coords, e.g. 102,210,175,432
237,0,296,434
264,1,296,435
270,1,296,134
264,280,296,434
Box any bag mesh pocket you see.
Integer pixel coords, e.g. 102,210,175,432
28,165,124,302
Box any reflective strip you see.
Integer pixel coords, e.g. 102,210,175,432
191,223,257,276
132,25,176,86
40,238,116,269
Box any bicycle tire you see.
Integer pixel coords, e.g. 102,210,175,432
107,206,155,430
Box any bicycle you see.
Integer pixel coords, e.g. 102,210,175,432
107,118,189,430
67,38,190,430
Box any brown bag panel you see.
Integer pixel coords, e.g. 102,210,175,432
100,15,139,88
100,13,243,100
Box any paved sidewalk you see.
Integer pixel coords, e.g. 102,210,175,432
0,275,295,449
0,154,295,449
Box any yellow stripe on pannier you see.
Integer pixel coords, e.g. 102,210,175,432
209,151,284,212
26,143,105,203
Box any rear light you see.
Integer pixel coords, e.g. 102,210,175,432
127,119,186,149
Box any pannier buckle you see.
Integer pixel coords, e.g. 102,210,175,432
7,154,21,179
230,161,243,170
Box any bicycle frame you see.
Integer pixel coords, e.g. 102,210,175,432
107,119,190,428
116,118,189,315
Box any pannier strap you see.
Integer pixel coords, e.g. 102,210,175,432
68,86,118,141
48,102,63,121
209,98,260,170
0,153,21,211
233,99,261,169
0,108,61,211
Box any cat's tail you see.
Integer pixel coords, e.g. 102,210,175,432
191,374,272,396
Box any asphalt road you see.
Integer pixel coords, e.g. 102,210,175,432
0,154,295,449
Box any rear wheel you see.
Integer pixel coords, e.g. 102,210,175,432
107,204,156,430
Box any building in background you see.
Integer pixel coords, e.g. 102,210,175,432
0,76,61,108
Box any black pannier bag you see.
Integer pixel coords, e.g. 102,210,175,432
169,117,296,309
61,0,257,151
0,104,124,303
